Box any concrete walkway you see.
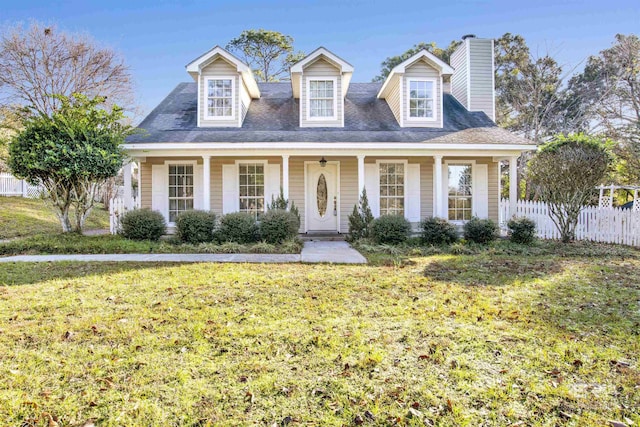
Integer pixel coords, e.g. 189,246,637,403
300,241,367,264
0,241,367,264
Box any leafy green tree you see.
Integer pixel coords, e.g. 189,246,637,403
226,29,305,82
567,34,640,185
8,94,135,233
0,107,23,172
528,134,612,243
373,40,462,82
494,33,567,142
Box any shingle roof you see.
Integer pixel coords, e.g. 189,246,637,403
126,82,533,145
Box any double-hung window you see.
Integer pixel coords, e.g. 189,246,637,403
168,164,194,223
206,78,234,118
447,164,472,221
238,163,265,219
308,79,336,119
379,162,405,216
408,79,435,120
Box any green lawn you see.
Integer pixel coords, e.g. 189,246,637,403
0,245,638,426
0,197,109,239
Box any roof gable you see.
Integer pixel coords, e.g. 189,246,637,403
185,46,260,98
290,47,354,73
377,49,455,99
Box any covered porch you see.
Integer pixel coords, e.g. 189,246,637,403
121,144,525,234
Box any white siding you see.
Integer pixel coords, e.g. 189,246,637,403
300,58,343,128
450,42,469,109
468,38,495,121
450,38,495,121
385,75,402,125
239,78,251,124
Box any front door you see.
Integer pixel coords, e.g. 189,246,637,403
307,163,338,231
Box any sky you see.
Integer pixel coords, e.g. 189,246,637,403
2,0,639,117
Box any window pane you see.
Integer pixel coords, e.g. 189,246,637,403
379,162,405,217
238,163,265,220
447,164,473,221
207,79,233,117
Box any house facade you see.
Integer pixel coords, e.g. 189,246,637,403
123,35,535,233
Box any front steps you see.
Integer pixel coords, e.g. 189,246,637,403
300,232,346,242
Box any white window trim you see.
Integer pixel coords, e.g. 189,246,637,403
235,160,269,215
444,160,475,224
376,159,409,217
204,76,236,120
164,160,198,226
406,77,437,122
306,76,338,121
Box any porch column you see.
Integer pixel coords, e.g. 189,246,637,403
357,155,365,197
202,155,211,211
136,160,142,207
434,155,443,218
509,156,518,218
282,155,290,201
123,161,133,210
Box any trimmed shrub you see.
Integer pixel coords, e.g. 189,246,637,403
370,215,412,245
507,217,536,244
260,209,300,244
420,217,458,245
216,212,260,244
463,217,498,244
119,209,166,241
267,188,301,223
175,210,217,244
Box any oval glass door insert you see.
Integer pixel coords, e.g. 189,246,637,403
317,174,328,217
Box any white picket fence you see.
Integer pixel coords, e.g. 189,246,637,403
109,196,140,234
500,199,640,246
0,173,42,198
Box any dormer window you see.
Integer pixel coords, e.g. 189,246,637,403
308,78,337,120
206,77,235,119
407,78,435,120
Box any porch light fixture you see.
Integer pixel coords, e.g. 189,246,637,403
319,156,328,168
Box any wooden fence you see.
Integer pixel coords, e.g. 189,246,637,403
500,199,640,246
0,173,43,198
109,196,140,234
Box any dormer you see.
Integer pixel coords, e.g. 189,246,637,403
186,46,260,128
377,50,454,128
290,47,354,128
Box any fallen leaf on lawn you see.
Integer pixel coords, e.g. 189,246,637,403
42,413,58,427
607,421,628,427
407,407,423,419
